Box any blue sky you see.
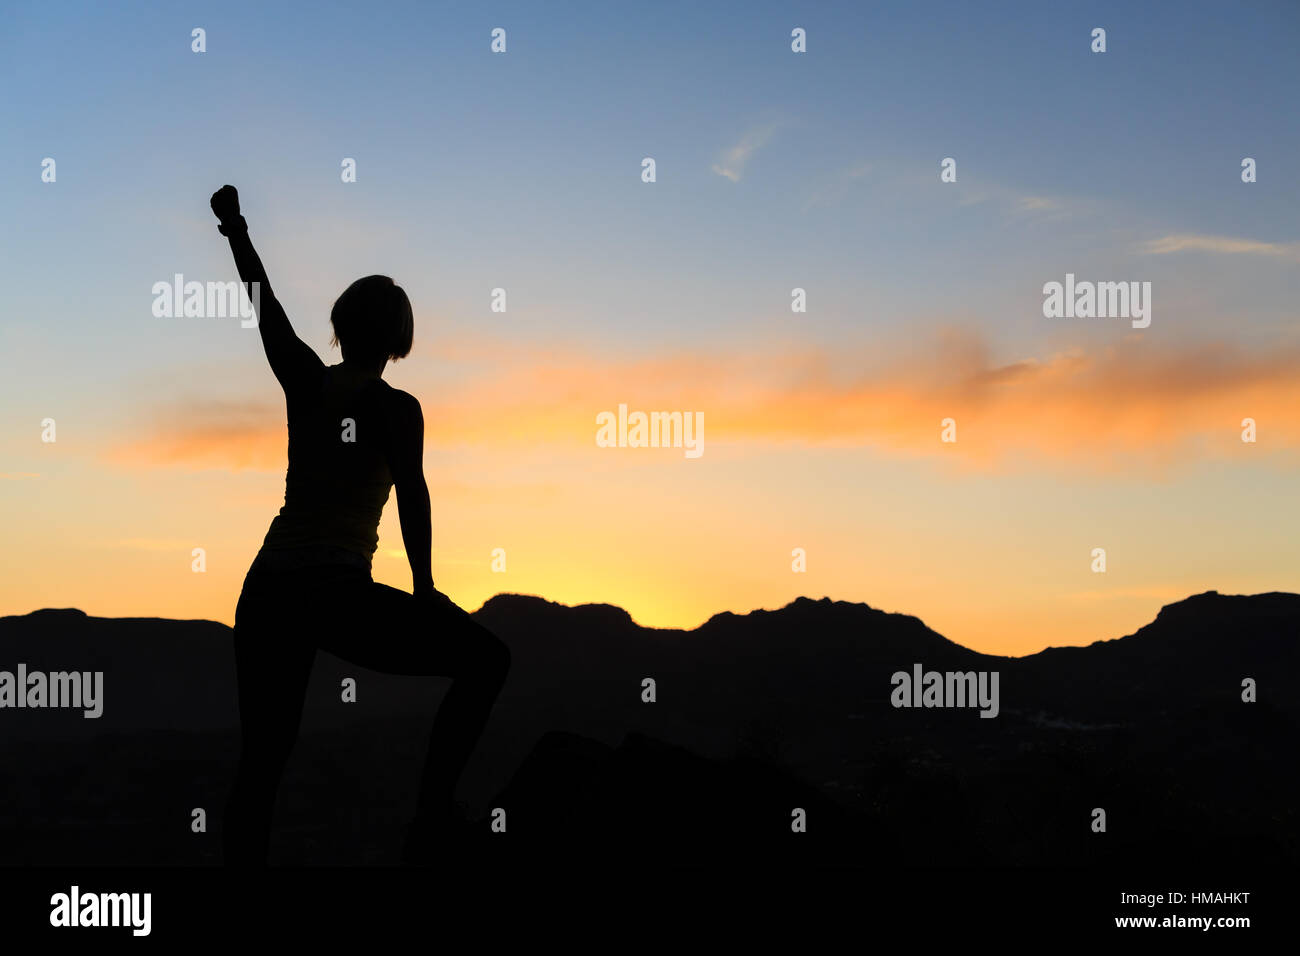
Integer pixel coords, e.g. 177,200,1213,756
4,0,1296,368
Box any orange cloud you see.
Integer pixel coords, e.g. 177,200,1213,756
108,399,286,471
418,330,1300,471
105,331,1300,474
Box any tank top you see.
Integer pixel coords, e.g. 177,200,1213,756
252,363,394,572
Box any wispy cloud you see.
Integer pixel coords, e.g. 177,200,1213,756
1007,191,1085,221
107,332,1300,476
107,399,284,472
1140,233,1300,261
802,162,872,210
0,472,41,480
1012,195,1060,214
953,184,1079,220
711,123,779,182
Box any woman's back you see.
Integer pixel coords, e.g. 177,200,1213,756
258,362,394,566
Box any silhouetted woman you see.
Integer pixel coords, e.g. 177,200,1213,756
210,185,510,865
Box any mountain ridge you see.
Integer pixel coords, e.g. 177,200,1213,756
8,586,1294,659
1,587,1295,865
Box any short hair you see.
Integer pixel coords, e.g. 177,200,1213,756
328,275,414,362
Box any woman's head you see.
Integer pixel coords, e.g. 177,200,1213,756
329,275,414,363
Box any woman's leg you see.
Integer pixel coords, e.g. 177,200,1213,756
314,577,511,823
222,571,317,866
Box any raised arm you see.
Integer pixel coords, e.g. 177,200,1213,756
385,390,437,600
209,185,322,388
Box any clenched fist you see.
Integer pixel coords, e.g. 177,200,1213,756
210,184,240,221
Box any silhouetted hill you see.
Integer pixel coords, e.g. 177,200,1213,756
1016,590,1300,719
0,590,1295,865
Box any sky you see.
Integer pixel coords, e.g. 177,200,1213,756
1,0,1297,655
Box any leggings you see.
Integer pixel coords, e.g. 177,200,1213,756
221,562,511,865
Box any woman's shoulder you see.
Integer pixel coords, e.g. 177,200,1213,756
369,380,422,420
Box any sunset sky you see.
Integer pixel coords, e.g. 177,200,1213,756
2,0,1297,655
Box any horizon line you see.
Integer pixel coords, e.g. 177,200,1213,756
5,588,1296,662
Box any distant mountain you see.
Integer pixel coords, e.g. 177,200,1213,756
1016,590,1300,718
0,591,1295,865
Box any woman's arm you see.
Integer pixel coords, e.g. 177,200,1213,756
387,390,436,597
209,185,321,388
